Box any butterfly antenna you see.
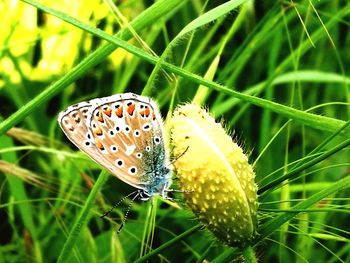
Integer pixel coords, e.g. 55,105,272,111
117,190,142,234
170,146,189,166
100,190,139,219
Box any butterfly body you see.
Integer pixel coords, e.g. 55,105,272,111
58,93,172,199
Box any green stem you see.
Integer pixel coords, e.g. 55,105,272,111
256,175,350,243
0,0,349,138
135,224,202,263
57,171,108,263
242,246,257,263
258,137,350,195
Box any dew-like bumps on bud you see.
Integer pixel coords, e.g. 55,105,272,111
170,104,258,247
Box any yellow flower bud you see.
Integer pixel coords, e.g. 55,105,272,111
170,104,258,247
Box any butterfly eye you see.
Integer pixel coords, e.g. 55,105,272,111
134,129,141,137
128,166,137,175
116,159,124,167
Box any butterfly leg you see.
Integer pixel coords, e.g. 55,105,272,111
100,190,139,219
164,188,193,194
117,191,142,234
161,187,193,202
139,191,151,201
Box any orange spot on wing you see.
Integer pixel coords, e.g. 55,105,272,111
145,107,150,116
96,141,104,150
103,108,112,117
95,128,102,136
97,112,104,123
127,104,135,116
115,106,123,118
140,107,150,117
152,112,156,120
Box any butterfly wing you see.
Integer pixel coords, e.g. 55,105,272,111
58,93,169,192
58,101,97,156
86,93,168,189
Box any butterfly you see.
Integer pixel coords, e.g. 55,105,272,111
57,93,172,201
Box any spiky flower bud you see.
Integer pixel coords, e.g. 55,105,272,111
170,104,258,247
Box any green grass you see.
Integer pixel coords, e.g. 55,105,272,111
0,0,349,262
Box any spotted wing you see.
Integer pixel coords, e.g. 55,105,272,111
58,100,139,187
58,101,98,157
86,93,168,189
